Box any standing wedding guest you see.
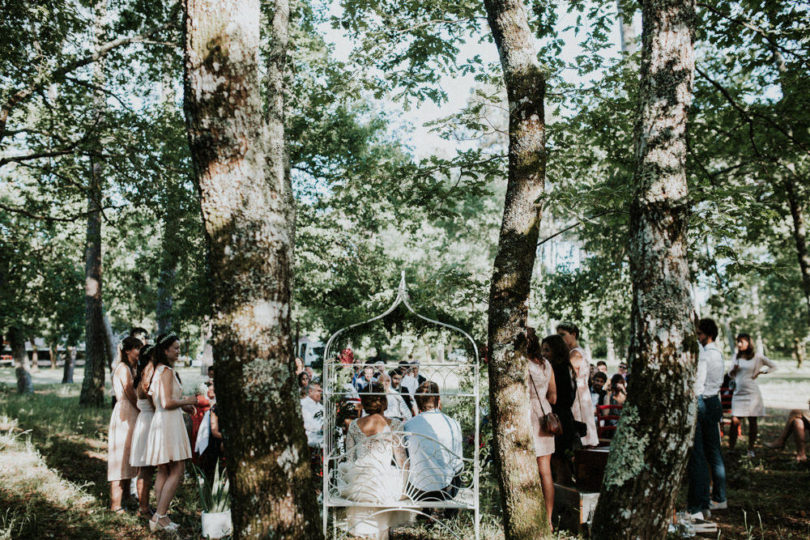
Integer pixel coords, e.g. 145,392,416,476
145,334,195,532
378,373,412,421
728,333,776,457
108,336,142,512
765,399,810,462
557,323,599,447
401,362,426,416
542,334,577,485
526,329,557,523
130,345,156,518
687,319,727,518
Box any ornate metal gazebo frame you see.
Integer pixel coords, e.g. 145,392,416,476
321,273,481,539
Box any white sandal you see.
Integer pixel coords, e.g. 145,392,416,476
149,513,179,532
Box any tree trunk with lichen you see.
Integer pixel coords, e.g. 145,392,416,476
182,0,322,537
10,327,32,394
483,0,548,537
79,0,109,408
590,0,698,537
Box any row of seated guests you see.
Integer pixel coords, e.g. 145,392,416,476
338,381,463,538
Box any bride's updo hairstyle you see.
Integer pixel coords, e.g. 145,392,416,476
360,383,387,415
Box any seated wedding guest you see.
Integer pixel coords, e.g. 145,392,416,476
191,383,211,464
108,336,142,513
599,374,627,436
294,356,305,376
404,381,463,501
339,383,410,538
596,360,608,374
200,381,223,480
617,362,629,381
378,373,412,421
542,335,577,485
590,372,608,412
301,382,324,449
130,345,155,518
298,370,311,397
145,334,195,532
765,399,810,462
390,368,415,414
353,364,376,393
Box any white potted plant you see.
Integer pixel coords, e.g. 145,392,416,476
194,463,232,539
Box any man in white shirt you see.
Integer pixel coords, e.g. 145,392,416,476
687,318,728,518
300,382,324,448
403,381,463,502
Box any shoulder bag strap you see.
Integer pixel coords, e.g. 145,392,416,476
528,364,549,416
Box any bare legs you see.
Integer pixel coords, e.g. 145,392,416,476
136,467,154,515
151,460,185,527
536,455,554,529
729,416,759,451
766,411,808,461
109,479,131,511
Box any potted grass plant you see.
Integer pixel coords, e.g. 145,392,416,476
193,463,232,539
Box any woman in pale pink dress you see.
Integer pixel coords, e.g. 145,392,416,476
130,345,155,517
526,329,557,523
145,334,195,532
107,336,142,512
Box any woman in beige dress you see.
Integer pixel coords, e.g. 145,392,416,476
557,323,599,447
130,344,155,517
145,334,195,532
107,336,142,512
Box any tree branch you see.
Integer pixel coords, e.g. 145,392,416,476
0,20,175,144
0,201,123,223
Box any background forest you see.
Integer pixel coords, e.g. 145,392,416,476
2,0,807,366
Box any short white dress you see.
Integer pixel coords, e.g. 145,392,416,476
528,359,555,457
731,353,776,417
129,396,155,468
144,365,192,465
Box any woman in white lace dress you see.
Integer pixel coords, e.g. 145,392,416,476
339,383,410,539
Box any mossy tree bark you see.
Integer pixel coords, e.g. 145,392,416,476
182,0,322,537
591,0,698,537
483,0,548,537
10,327,32,394
79,0,109,408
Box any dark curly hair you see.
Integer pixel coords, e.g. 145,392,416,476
360,383,387,415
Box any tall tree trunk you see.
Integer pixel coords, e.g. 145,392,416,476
783,175,810,325
793,337,805,369
156,68,179,335
483,0,548,537
617,0,637,53
62,346,77,384
49,341,58,369
10,327,33,394
182,0,321,537
79,0,109,408
591,0,697,537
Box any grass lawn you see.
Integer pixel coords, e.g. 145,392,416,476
0,362,809,538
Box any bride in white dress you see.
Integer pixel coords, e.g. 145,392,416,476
338,383,411,539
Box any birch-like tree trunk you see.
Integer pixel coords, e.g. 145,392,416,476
79,0,109,408
483,0,548,537
182,0,321,537
10,327,32,394
591,0,697,537
49,342,58,369
617,0,637,54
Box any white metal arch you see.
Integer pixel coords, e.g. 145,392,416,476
321,272,481,539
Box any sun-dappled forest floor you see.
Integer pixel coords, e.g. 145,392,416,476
1,366,809,539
